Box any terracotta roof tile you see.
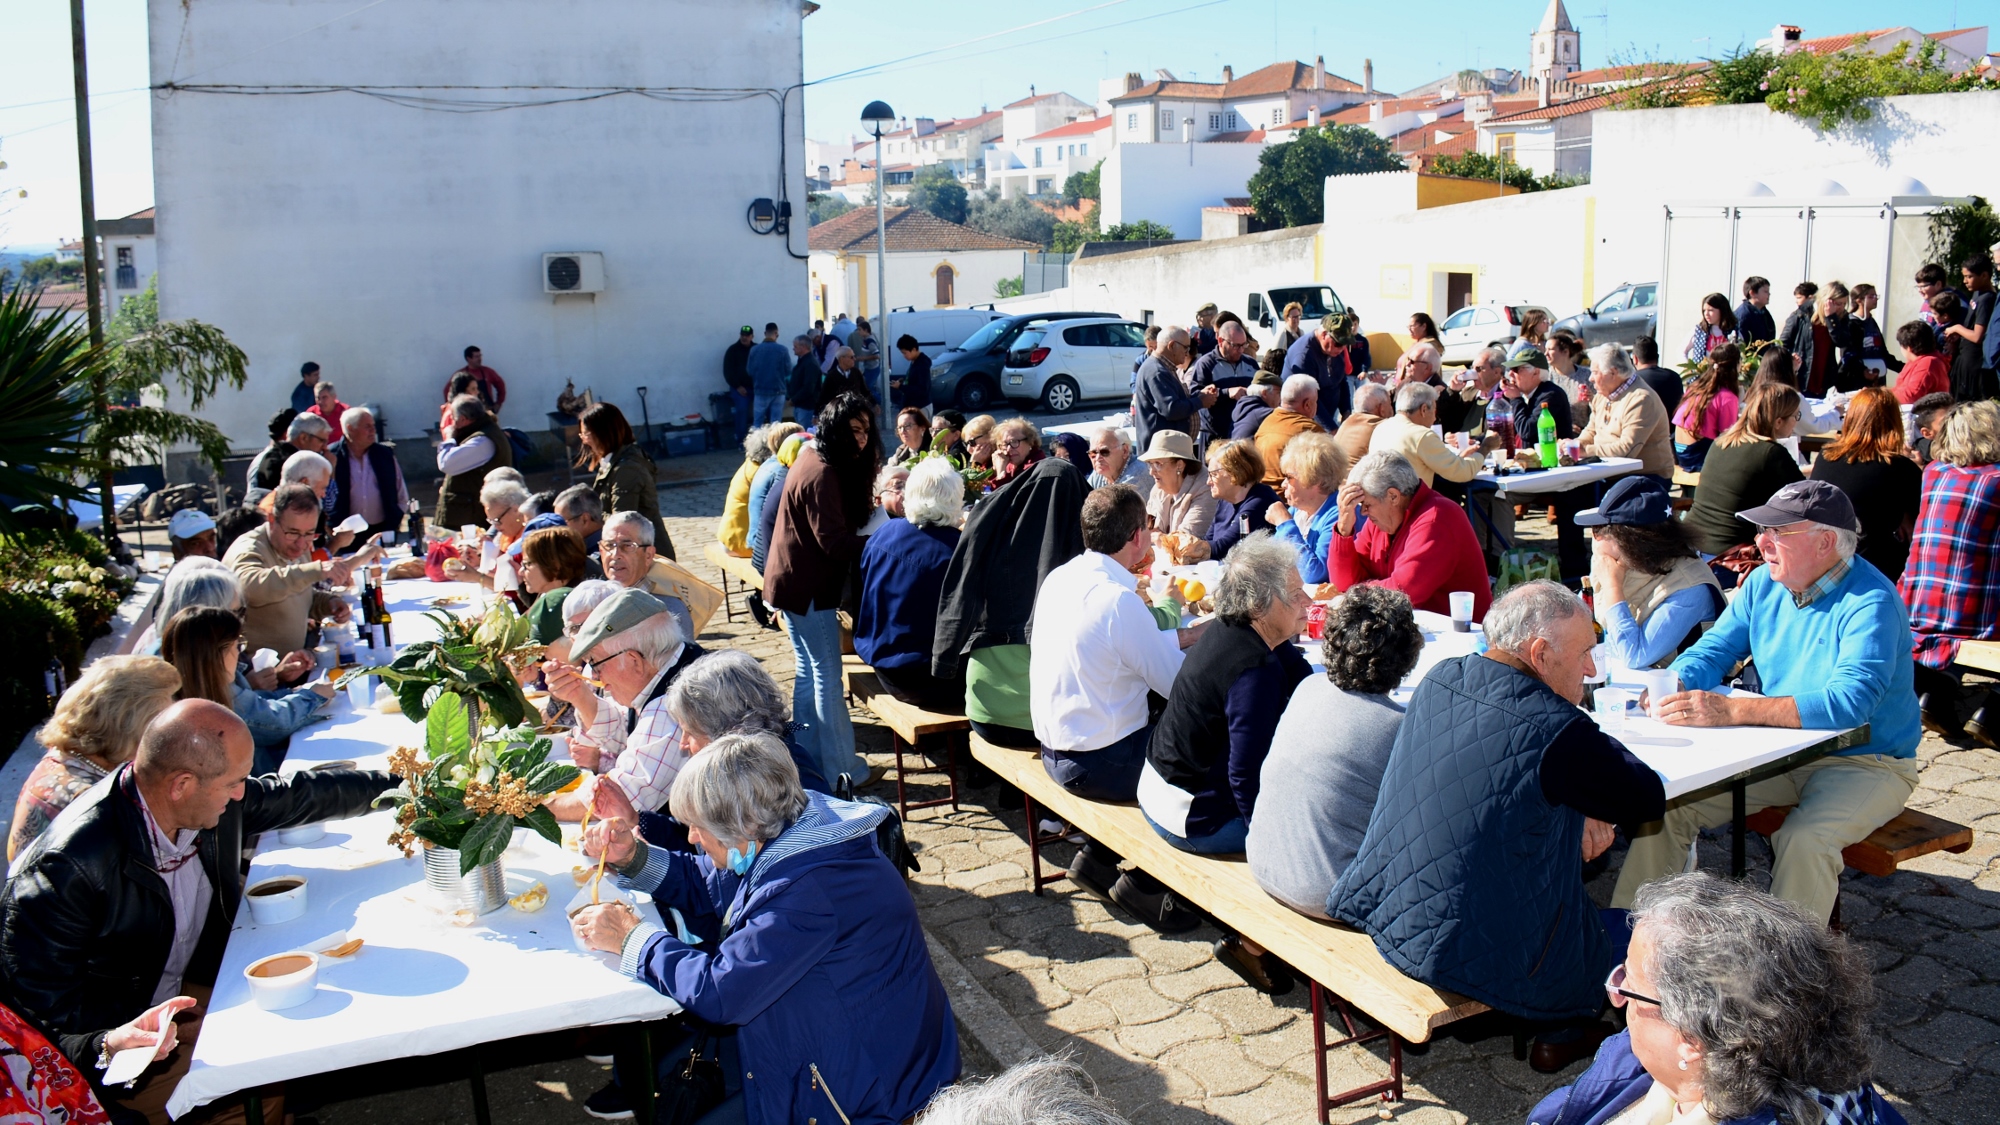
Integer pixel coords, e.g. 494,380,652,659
808,206,1041,253
1024,116,1112,141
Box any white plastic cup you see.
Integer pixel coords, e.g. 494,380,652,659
1584,643,1609,685
345,673,372,711
1639,669,1681,718
1448,591,1475,632
379,530,395,546
1593,688,1630,738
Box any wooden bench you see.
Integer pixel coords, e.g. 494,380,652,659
1742,805,1974,880
967,733,1488,1118
1955,640,2000,677
846,670,967,821
701,542,763,625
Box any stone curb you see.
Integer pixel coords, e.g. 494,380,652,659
925,929,1045,1070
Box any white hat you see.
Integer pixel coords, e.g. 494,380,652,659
169,509,217,539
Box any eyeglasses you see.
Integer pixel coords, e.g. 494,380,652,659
1753,524,1818,545
1604,963,1661,1009
999,437,1026,450
1089,448,1114,458
601,539,647,554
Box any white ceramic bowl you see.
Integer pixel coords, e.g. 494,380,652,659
243,951,319,1011
276,823,326,846
245,876,308,924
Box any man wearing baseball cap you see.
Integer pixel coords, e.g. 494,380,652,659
723,325,756,441
542,587,705,821
1611,480,1921,924
167,509,218,562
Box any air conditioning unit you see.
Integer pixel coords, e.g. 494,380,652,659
543,252,606,295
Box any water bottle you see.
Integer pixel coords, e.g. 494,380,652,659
1536,404,1559,469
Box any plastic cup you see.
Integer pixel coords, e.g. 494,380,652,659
1594,688,1630,738
1638,669,1681,718
345,673,372,711
379,530,395,546
1585,643,1609,685
1448,591,1475,632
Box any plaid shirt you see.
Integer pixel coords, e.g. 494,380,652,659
1791,556,1850,608
1898,461,2000,669
573,653,688,812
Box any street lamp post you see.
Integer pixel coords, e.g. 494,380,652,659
861,100,896,418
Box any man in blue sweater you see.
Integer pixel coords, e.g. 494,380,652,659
1612,480,1921,924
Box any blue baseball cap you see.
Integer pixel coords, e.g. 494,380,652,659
1574,475,1673,527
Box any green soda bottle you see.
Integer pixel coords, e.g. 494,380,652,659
1536,404,1558,468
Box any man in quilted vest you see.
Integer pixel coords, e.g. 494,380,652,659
1326,580,1665,1073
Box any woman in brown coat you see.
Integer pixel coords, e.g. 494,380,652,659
763,392,880,784
581,403,673,559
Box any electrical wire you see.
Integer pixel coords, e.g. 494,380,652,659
808,0,1140,87
811,0,1236,85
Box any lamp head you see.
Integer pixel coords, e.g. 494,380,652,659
861,100,896,136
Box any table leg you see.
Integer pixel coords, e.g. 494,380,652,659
1731,781,1747,878
243,1092,262,1125
624,1022,657,1120
467,1048,493,1125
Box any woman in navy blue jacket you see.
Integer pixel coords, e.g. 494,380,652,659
854,457,966,710
1530,873,1903,1125
574,732,958,1125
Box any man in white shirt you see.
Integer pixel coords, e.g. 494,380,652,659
1029,484,1205,931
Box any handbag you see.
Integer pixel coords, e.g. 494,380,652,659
651,1031,726,1125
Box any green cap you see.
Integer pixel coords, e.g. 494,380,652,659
569,587,671,665
1507,342,1550,371
1251,368,1282,387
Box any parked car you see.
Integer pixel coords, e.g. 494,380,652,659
1244,284,1346,355
1436,301,1553,365
879,307,1006,377
926,310,1119,411
1001,317,1150,413
1552,282,1659,348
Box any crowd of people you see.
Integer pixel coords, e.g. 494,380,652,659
9,251,1997,1124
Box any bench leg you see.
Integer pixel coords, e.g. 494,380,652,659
1310,980,1404,1118
890,731,965,821
715,567,738,623
1020,792,1071,895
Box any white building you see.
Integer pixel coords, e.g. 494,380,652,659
988,116,1111,200
147,0,808,461
807,207,1037,322
1097,142,1268,239
98,207,156,319
1529,0,1581,106
1104,59,1366,146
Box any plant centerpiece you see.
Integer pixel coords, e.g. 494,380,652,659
366,599,543,730
377,691,580,877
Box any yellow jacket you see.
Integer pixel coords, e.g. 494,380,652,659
718,459,756,555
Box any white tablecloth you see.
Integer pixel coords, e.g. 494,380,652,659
168,579,680,1118
1300,609,1855,803
1473,456,1644,496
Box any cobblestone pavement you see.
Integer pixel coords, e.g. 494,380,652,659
350,464,1997,1125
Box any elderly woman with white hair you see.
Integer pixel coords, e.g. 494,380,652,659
1331,451,1492,619
571,732,959,1125
1139,535,1311,856
1533,873,1906,1125
150,555,322,687
855,457,968,710
541,587,705,819
443,476,531,589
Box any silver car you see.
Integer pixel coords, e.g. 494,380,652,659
1000,318,1150,413
1552,282,1660,348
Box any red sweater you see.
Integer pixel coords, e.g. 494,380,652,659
1332,482,1493,621
1893,355,1949,405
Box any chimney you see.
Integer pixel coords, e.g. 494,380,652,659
1538,72,1550,108
1465,92,1493,125
1222,64,1233,83
1314,55,1326,91
1307,104,1321,127
1125,72,1142,93
1364,58,1374,98
1369,101,1382,122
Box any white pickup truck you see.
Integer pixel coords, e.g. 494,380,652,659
1242,283,1347,355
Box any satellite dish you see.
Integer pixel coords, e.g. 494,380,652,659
1807,179,1849,197
1887,175,1930,195
1739,180,1775,197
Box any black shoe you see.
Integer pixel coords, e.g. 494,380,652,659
1919,691,1965,737
1108,872,1202,933
1214,934,1294,996
1968,695,1997,748
1066,846,1120,900
582,1081,634,1120
747,591,777,630
1528,1020,1615,1074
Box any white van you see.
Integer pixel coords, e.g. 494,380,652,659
877,307,1007,375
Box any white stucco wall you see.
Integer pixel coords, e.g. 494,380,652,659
1099,142,1269,238
103,234,156,319
809,248,1029,321
149,0,806,454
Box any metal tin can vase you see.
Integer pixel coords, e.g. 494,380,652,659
422,844,508,915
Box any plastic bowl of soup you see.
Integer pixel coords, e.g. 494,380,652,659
243,951,319,1011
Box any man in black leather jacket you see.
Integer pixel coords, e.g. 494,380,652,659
0,699,394,1114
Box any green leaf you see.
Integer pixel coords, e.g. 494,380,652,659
523,761,581,796
521,804,562,845
395,677,431,720
457,811,514,873
411,816,469,851
426,692,471,759
369,782,413,809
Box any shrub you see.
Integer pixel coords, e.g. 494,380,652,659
0,529,136,749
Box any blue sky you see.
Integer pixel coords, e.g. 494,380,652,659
0,0,1982,248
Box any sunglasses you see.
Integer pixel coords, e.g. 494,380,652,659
1604,963,1661,1009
